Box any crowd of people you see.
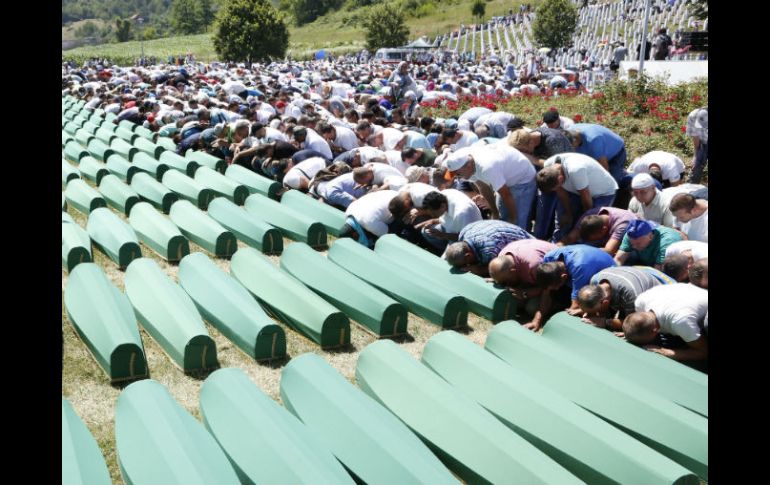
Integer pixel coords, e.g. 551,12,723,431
63,53,708,370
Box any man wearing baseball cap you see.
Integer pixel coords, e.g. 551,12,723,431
614,219,683,269
445,145,536,230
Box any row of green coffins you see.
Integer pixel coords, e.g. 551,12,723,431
65,328,706,484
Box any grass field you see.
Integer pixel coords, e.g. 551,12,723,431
62,0,533,62
61,171,495,483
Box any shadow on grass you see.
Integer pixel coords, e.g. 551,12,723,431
325,342,360,355
383,332,416,344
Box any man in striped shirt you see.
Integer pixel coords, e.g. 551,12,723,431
445,220,534,276
576,266,672,331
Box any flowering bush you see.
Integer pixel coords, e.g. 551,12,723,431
419,76,708,176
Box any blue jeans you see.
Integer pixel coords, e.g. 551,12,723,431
421,224,449,252
688,142,708,183
496,180,537,231
608,147,628,184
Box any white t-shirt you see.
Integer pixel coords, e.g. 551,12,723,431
674,209,708,243
283,157,327,189
303,128,333,160
628,190,675,227
399,182,439,208
470,144,536,190
264,126,288,143
539,116,574,130
385,150,410,175
451,130,480,150
440,189,483,233
665,241,708,261
544,153,618,197
346,190,398,237
357,146,387,164
634,283,708,343
333,126,360,152
628,151,686,183
369,163,407,186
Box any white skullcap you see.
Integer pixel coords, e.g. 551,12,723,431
631,173,656,189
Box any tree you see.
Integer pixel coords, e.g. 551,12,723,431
115,18,132,42
213,0,289,64
532,0,578,49
74,21,99,38
471,0,485,23
283,0,343,26
363,2,410,51
171,0,215,34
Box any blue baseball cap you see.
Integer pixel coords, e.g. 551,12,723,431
626,219,658,239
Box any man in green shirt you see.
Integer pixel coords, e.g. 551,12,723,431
614,220,683,269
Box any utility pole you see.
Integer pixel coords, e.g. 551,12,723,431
639,0,651,73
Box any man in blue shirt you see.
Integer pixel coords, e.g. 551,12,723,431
320,172,368,209
526,244,616,331
569,123,628,184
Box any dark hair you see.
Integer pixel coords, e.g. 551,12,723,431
345,109,360,121
577,284,604,309
316,122,334,135
542,110,560,124
662,254,690,281
689,258,708,286
507,118,526,131
401,147,418,161
420,117,435,131
579,215,606,240
388,193,411,220
535,261,565,288
250,122,265,136
269,158,292,182
669,193,697,213
536,165,562,192
648,166,664,185
422,191,448,211
443,128,458,139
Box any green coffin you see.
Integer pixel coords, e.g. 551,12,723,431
230,247,350,349
116,127,138,144
134,137,165,159
132,152,169,181
62,193,67,212
62,398,111,485
104,112,118,123
206,198,283,254
64,140,89,163
78,156,110,185
128,202,189,262
106,154,140,183
62,130,75,148
281,353,458,485
485,322,708,480
115,380,238,485
281,243,407,336
118,120,137,132
98,174,140,216
130,172,178,214
356,340,583,485
63,121,79,135
542,313,708,417
169,200,236,257
62,159,81,186
133,125,155,141
375,235,516,322
62,213,92,272
65,179,107,215
100,120,117,132
186,150,226,173
64,263,148,382
94,127,117,145
281,190,348,237
81,121,100,134
160,150,198,176
194,166,249,205
87,138,116,162
74,128,95,147
72,116,88,128
244,194,327,248
161,170,215,210
110,137,139,161
179,253,285,361
224,164,282,199
200,368,353,485
87,208,142,269
328,239,468,329
156,136,177,152
124,259,218,372
422,331,698,485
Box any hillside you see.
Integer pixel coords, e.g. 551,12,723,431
63,0,535,62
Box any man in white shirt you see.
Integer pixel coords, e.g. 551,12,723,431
353,163,408,192
669,193,708,242
623,283,708,362
540,109,574,130
661,240,708,283
343,190,399,247
292,126,333,160
281,156,328,191
628,150,686,187
415,189,483,251
441,128,479,151
317,122,360,155
536,153,619,241
445,144,536,229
